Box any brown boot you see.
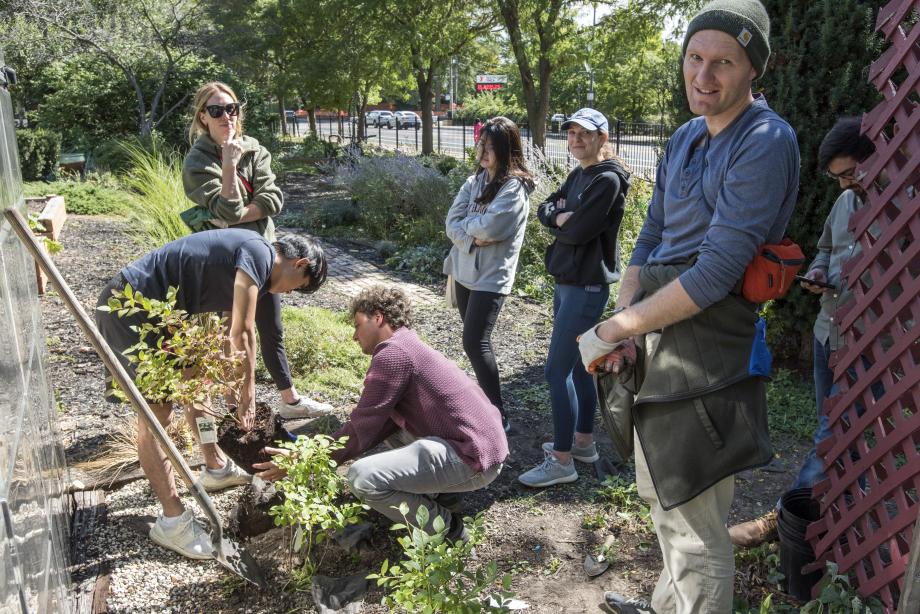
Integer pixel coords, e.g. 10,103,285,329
729,510,778,547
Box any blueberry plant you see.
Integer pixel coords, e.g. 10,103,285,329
368,503,517,613
98,284,241,413
268,434,367,586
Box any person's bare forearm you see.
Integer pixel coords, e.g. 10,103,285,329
598,277,701,343
231,327,257,404
220,165,242,201
231,204,264,225
615,265,642,309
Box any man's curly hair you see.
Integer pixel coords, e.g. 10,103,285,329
349,285,413,330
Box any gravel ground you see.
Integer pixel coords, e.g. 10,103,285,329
44,176,811,612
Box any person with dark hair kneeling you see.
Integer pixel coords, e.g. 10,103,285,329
254,286,508,540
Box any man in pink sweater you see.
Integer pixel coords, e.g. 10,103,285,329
256,285,508,538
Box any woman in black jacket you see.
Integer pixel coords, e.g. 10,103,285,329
518,108,630,488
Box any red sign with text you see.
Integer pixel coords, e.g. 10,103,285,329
476,83,504,91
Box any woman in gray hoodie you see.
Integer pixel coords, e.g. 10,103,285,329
444,116,534,432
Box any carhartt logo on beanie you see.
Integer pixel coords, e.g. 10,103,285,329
682,0,771,79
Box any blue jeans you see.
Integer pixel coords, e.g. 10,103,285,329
792,337,882,491
545,283,609,452
792,336,835,490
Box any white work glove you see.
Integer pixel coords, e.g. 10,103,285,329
578,325,624,374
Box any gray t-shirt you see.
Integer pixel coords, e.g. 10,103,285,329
120,229,274,314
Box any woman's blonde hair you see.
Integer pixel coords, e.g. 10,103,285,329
187,81,245,144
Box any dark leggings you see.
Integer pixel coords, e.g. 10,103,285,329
255,292,293,391
454,281,506,415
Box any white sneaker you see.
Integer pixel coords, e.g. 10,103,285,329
541,441,600,463
149,510,214,560
517,451,578,487
277,396,334,419
198,458,251,492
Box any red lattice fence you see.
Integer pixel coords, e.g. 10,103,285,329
805,0,920,609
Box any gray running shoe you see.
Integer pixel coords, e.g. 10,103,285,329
604,592,655,614
517,451,578,487
541,440,600,463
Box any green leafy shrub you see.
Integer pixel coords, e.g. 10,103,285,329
16,129,62,180
98,284,240,411
800,562,885,614
269,434,367,585
368,503,517,613
24,175,133,215
300,134,337,160
119,141,190,247
386,245,448,283
259,306,370,402
420,153,463,176
453,91,527,125
766,368,815,439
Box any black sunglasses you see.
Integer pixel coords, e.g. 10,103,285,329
204,102,241,119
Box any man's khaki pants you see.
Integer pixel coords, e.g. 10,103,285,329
635,431,734,613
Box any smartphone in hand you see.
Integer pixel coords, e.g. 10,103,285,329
794,274,836,290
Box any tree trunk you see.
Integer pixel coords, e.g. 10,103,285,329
277,97,288,137
308,107,317,135
529,57,552,151
357,90,370,142
417,75,435,155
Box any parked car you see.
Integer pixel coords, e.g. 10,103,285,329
373,110,394,127
387,111,421,129
550,113,566,123
364,110,382,126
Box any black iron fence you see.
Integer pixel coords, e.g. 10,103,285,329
292,114,671,180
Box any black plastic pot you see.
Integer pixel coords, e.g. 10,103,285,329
778,488,822,601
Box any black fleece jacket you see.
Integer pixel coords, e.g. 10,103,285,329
537,159,630,286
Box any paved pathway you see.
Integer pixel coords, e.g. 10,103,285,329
277,226,442,306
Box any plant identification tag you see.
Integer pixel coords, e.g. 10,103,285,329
196,416,218,444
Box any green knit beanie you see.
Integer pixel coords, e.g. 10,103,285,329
682,0,771,79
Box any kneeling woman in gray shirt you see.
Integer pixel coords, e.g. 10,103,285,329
443,117,534,432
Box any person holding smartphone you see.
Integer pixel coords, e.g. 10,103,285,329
729,116,876,547
183,81,334,424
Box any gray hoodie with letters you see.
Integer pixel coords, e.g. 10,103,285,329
443,172,531,295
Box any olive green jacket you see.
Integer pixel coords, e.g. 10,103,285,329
182,134,283,241
631,262,773,510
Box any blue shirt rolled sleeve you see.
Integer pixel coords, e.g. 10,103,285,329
679,122,799,308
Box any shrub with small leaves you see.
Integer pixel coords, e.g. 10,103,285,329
368,503,517,613
799,562,885,614
97,284,240,412
269,434,367,584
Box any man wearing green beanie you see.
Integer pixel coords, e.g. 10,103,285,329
579,0,800,612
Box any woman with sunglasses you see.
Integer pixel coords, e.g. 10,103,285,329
444,116,534,433
182,81,334,432
518,108,630,488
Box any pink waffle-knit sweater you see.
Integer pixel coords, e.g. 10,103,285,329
331,327,508,472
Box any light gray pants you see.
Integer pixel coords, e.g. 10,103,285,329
635,431,735,614
347,431,502,533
